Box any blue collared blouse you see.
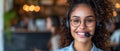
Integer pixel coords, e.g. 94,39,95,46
55,41,103,51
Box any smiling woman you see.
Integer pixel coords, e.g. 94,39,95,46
55,0,114,51
70,4,96,45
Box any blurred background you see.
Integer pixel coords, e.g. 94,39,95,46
1,0,120,51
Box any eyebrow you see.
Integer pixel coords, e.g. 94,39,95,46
86,15,95,18
72,15,95,18
72,16,80,18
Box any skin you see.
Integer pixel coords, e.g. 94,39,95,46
46,17,55,34
70,4,96,51
46,17,52,30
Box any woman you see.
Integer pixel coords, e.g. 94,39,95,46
56,0,113,51
46,15,61,51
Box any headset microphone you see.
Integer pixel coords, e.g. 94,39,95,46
85,32,92,37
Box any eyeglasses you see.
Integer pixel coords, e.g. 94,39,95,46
70,19,96,27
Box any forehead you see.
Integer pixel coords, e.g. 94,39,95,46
70,4,95,18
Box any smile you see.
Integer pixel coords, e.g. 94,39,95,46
76,32,87,38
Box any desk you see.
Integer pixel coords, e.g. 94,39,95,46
4,31,51,51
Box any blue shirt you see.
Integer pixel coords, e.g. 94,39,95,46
55,42,103,51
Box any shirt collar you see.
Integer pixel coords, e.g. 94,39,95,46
68,41,100,51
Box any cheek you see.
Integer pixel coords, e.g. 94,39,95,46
70,24,76,37
70,26,74,34
89,23,96,35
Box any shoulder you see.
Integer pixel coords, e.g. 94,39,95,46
114,29,120,33
97,48,103,51
111,29,120,37
54,41,74,51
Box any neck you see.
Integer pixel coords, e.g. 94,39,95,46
74,40,92,51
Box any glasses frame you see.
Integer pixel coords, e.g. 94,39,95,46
70,19,96,28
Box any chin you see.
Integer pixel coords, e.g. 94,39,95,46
76,37,90,43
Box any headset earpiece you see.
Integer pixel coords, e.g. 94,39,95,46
66,17,70,30
65,6,73,30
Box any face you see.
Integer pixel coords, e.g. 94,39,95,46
70,4,96,43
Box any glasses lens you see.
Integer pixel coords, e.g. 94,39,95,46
71,19,95,27
85,19,95,26
71,19,80,27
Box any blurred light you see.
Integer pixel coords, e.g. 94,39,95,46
115,3,120,8
23,4,40,12
23,4,29,12
29,5,35,11
113,11,117,17
34,6,40,12
57,0,67,5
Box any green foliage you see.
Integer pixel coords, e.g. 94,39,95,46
4,10,17,44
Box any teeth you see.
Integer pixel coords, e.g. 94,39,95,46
77,32,85,35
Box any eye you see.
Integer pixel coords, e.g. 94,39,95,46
73,19,80,23
85,19,95,23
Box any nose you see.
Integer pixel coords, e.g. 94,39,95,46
78,22,86,29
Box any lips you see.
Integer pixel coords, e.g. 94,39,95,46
76,32,87,38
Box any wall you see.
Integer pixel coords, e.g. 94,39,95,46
0,0,4,51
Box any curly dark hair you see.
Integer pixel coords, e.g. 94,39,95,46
59,0,113,51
